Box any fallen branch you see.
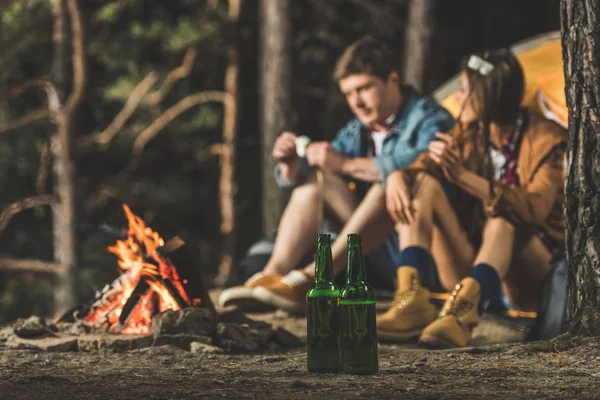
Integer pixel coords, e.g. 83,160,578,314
131,90,231,163
145,48,198,105
0,257,60,273
77,71,159,149
0,109,53,135
0,195,56,233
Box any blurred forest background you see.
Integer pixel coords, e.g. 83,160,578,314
0,0,559,323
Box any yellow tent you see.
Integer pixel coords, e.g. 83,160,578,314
433,31,567,129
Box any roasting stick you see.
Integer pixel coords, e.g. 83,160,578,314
295,136,324,233
316,169,324,234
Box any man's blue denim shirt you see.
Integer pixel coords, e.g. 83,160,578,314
275,85,455,194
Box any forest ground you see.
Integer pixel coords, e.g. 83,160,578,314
1,292,598,399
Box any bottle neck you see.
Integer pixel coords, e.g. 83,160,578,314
315,239,334,283
346,242,367,283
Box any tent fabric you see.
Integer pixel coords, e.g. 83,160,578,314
436,32,568,128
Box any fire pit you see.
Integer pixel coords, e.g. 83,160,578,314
1,205,301,354
68,205,211,335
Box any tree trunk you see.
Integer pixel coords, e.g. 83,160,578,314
51,0,86,316
402,0,434,93
215,0,241,286
50,0,75,316
259,0,291,236
561,0,600,335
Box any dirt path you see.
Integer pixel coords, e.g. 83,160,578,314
1,335,600,399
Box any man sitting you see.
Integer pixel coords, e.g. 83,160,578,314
219,36,454,312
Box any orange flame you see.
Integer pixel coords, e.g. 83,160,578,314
83,205,192,334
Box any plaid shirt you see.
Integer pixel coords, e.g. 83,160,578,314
365,116,397,158
494,110,527,187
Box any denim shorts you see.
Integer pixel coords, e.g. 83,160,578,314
364,231,403,291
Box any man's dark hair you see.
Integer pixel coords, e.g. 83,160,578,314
333,36,400,82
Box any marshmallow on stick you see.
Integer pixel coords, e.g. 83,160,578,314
295,135,311,158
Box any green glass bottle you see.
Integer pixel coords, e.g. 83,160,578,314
340,233,378,374
307,234,340,373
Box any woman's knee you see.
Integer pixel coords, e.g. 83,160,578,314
408,176,445,219
482,217,515,242
414,174,445,200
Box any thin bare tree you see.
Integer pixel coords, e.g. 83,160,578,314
51,0,87,316
260,0,292,236
403,0,435,92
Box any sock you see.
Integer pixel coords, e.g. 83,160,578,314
470,263,502,314
399,246,442,292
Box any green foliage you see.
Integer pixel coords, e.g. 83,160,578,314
0,0,228,323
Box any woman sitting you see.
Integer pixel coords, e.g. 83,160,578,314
376,49,567,348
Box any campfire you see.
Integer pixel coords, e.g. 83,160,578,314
2,204,302,355
69,205,208,335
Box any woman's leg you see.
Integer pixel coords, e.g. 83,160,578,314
419,217,513,348
395,175,475,290
420,217,553,348
502,231,553,312
377,175,474,341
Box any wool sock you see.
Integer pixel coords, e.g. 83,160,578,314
470,263,502,314
398,246,442,292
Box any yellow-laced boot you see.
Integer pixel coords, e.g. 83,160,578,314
419,277,481,349
377,267,437,341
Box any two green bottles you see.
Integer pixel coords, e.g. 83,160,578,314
306,233,378,375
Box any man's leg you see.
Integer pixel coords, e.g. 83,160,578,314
302,183,395,277
255,183,396,312
263,170,358,276
218,171,357,308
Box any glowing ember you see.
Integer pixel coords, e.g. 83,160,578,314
82,205,194,334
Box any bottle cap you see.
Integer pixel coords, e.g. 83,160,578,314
347,233,361,243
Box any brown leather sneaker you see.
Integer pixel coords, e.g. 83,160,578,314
419,277,481,349
376,267,437,341
253,270,312,313
217,272,283,309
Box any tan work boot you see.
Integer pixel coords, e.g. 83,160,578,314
376,267,437,341
253,270,312,313
419,277,481,349
217,272,283,309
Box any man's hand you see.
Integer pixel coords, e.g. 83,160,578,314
428,132,462,182
272,131,299,162
305,142,345,173
385,170,415,225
